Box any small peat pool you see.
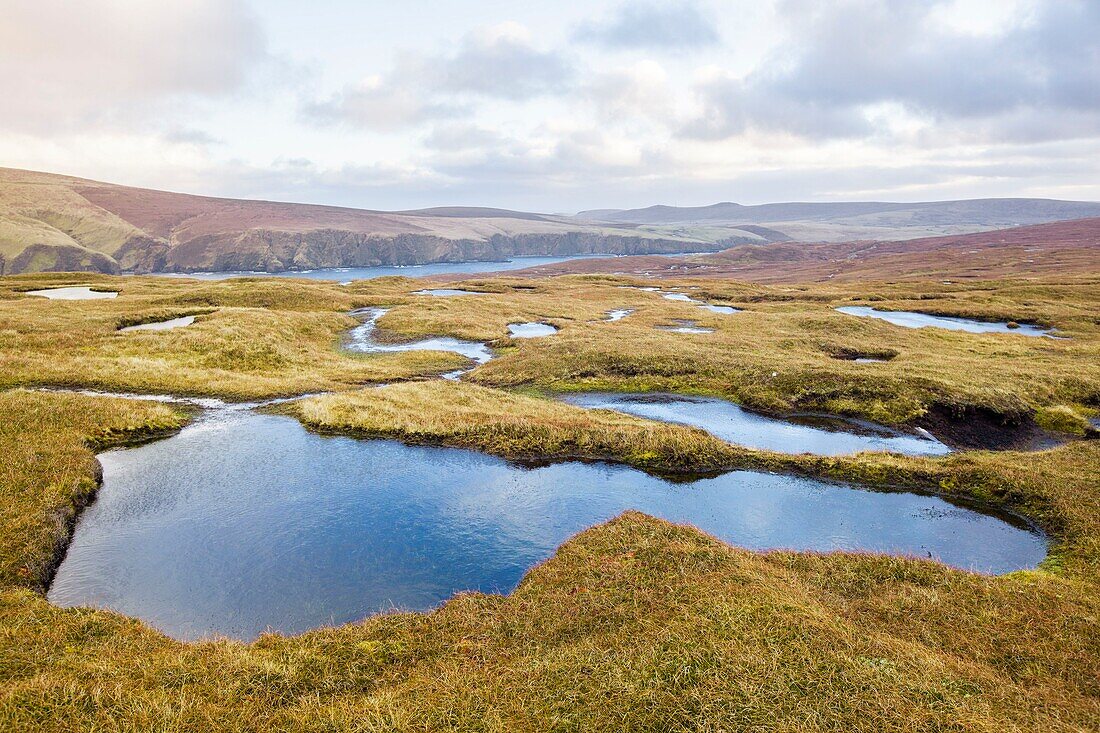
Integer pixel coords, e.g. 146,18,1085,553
559,393,951,456
118,316,196,332
346,307,494,365
836,306,1053,336
48,410,1044,641
508,322,558,338
25,286,118,300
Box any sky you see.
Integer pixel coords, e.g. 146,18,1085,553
1,0,1098,212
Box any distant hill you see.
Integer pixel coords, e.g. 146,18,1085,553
0,168,717,275
5,166,1099,275
502,217,1100,283
576,198,1100,243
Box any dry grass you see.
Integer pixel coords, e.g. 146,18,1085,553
393,275,1100,425
0,389,185,591
1,272,1099,730
0,273,468,398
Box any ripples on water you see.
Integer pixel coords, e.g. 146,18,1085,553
49,410,1044,640
345,307,494,365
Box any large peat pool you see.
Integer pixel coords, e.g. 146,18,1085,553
49,410,1044,641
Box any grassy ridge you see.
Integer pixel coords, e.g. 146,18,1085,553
373,275,1100,425
1,384,1097,730
2,272,1097,424
1,272,1099,729
288,381,1100,578
0,390,186,591
0,274,467,398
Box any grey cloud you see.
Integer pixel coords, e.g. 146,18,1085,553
683,0,1100,143
306,25,572,130
422,124,507,152
574,1,721,50
163,128,224,147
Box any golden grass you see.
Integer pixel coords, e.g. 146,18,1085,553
1,272,1099,730
447,277,1100,425
0,389,185,591
288,381,1100,578
0,273,468,398
290,381,742,473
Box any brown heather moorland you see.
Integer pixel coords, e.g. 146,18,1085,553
0,265,1098,730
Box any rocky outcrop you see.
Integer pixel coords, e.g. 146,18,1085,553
6,243,120,275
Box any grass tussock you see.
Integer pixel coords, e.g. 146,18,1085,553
0,389,185,591
1,273,1100,730
291,381,1100,578
290,381,742,473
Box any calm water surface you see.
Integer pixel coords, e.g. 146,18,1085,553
346,307,494,365
25,286,118,300
657,320,713,334
49,411,1044,640
561,393,951,456
413,288,487,296
148,255,623,281
118,316,196,332
836,306,1052,336
508,322,558,338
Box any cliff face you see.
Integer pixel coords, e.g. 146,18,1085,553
0,168,714,274
154,229,709,273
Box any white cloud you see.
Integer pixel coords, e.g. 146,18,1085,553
0,0,268,134
2,0,1099,210
305,22,572,130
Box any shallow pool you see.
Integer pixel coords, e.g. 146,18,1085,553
25,286,118,300
48,410,1043,640
560,393,951,457
346,307,493,365
413,289,487,297
508,322,558,338
836,306,1052,336
118,316,196,332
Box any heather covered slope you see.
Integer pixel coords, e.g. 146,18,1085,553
578,198,1100,243
505,217,1100,283
0,168,711,275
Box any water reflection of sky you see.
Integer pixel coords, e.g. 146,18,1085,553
837,306,1052,336
560,393,952,457
346,307,493,364
50,411,1044,641
148,254,623,281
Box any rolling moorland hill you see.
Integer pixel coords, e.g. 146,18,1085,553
0,168,721,275
501,217,1100,283
577,198,1100,243
5,166,1100,276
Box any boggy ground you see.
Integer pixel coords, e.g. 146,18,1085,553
1,271,1099,730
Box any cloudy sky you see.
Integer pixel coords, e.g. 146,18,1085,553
1,0,1098,211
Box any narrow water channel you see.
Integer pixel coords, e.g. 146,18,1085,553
48,409,1044,641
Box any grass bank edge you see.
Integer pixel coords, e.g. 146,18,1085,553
281,383,1098,578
